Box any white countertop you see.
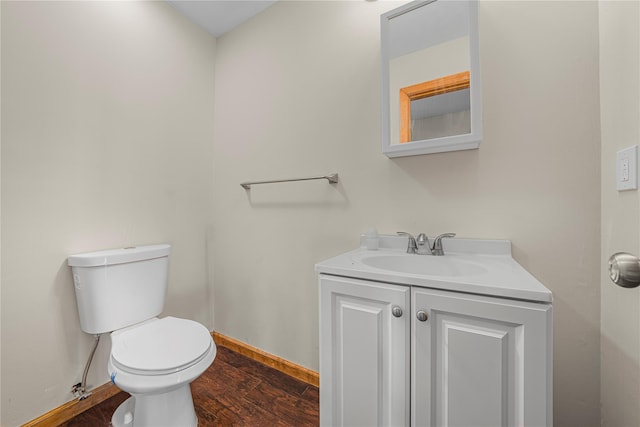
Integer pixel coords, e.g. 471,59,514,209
315,235,552,303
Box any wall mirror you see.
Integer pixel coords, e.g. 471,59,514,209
381,0,481,157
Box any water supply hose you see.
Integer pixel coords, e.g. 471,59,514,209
71,334,101,401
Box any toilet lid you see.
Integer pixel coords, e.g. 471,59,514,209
111,317,212,375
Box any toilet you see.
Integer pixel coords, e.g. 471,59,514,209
68,244,216,427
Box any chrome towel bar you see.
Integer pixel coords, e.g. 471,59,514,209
241,173,339,190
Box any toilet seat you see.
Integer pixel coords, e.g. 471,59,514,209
111,317,212,376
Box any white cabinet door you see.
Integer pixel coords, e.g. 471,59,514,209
412,288,552,427
320,275,410,427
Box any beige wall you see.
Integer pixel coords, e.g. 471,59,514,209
212,1,601,425
599,1,640,426
0,1,216,425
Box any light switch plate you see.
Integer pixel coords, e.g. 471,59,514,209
616,145,638,191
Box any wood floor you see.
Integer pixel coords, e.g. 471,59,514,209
58,345,319,426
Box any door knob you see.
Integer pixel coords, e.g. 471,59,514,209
608,252,640,288
416,310,428,322
391,306,403,318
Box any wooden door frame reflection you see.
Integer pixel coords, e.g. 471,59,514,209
399,70,470,143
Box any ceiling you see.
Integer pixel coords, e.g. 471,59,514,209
167,0,277,38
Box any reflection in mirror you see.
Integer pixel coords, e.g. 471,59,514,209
400,71,470,142
381,0,481,157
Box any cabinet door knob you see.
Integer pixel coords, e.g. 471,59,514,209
416,310,428,322
391,306,403,318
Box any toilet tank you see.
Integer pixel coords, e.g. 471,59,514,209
68,244,171,334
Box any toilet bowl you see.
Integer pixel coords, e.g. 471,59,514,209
109,317,214,391
68,244,215,427
108,317,216,427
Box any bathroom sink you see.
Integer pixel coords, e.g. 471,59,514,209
315,234,554,303
360,253,488,277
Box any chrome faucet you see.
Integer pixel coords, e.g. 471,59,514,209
416,233,431,255
397,232,418,254
431,233,456,256
398,232,456,256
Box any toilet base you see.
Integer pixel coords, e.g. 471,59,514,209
111,396,135,427
111,385,197,427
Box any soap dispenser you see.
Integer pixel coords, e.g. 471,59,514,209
365,227,379,250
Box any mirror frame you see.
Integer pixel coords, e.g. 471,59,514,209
381,0,482,157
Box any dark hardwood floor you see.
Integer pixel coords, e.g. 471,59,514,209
59,345,319,426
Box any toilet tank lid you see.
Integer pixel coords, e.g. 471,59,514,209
67,244,171,267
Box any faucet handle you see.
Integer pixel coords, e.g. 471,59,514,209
397,232,418,254
432,233,456,256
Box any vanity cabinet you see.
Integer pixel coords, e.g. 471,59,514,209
412,287,552,427
319,275,552,427
319,275,410,427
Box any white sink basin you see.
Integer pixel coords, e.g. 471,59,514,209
361,253,488,277
315,235,553,303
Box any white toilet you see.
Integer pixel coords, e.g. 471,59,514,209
68,244,216,427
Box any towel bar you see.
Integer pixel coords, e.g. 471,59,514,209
240,173,338,190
